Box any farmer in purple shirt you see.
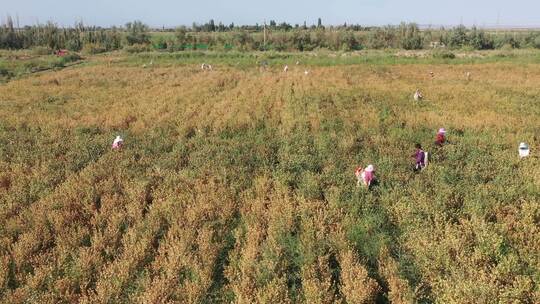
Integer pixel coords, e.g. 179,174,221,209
412,143,426,172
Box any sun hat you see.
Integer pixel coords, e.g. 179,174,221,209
365,165,374,172
438,128,446,134
519,142,530,158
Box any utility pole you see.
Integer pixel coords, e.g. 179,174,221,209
16,14,20,34
263,19,267,50
496,11,500,34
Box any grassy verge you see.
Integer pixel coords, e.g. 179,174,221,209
0,53,82,83
111,49,540,68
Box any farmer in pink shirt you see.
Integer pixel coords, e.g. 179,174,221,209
355,165,375,187
112,135,123,150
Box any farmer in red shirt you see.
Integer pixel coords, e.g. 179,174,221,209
435,128,446,146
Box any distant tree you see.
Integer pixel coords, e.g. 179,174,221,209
233,31,250,50
448,25,468,48
498,35,520,48
368,26,397,49
278,22,292,31
0,15,21,49
292,30,312,51
398,22,423,50
313,29,327,49
125,20,150,45
217,22,225,32
533,35,540,49
0,18,536,52
469,27,494,50
104,26,123,50
41,21,61,50
206,19,216,32
175,26,187,49
341,31,359,51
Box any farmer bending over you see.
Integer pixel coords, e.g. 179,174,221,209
112,135,124,150
355,165,376,187
435,128,446,146
413,143,427,172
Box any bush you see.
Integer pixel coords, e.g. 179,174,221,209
31,46,53,55
82,43,106,55
432,49,456,59
494,36,520,49
448,25,468,48
469,28,494,50
50,54,81,68
60,53,81,64
125,20,150,45
500,44,515,52
152,37,168,50
65,39,82,52
124,43,151,54
533,36,540,49
399,23,424,50
0,66,12,79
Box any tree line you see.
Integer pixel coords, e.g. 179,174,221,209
2,16,540,53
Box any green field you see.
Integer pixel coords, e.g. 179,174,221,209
0,49,539,303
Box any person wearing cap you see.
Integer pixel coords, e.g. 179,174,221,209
355,165,375,187
519,142,530,159
435,128,446,146
112,135,123,150
412,143,427,172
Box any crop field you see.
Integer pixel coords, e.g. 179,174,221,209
0,50,539,303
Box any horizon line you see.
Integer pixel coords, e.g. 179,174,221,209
2,15,540,30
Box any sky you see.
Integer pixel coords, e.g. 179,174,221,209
2,0,540,28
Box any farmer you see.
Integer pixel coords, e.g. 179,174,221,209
201,63,212,71
355,165,376,187
414,89,423,101
112,135,123,150
435,128,446,146
412,143,427,172
519,142,530,159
